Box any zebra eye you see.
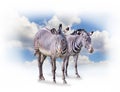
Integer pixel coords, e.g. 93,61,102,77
78,32,81,35
61,39,65,44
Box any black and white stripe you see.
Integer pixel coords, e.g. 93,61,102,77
61,39,67,55
72,40,82,54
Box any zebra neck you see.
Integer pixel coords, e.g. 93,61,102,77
72,39,82,53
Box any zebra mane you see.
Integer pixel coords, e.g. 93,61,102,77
70,29,87,35
70,31,77,35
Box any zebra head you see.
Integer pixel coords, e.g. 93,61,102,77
76,29,94,53
56,24,68,56
56,36,67,55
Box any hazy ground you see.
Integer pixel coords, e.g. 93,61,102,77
0,59,119,92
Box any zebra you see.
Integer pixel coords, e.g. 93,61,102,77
48,28,94,78
65,29,94,77
34,24,68,83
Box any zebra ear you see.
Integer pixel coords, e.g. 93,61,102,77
59,24,62,30
89,31,94,36
50,28,57,34
77,31,81,35
65,27,69,31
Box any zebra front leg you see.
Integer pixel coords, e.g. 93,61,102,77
38,52,44,80
51,57,56,83
38,53,46,80
74,54,80,78
65,56,69,77
62,57,67,84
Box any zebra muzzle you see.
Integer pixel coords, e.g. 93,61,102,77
89,47,94,53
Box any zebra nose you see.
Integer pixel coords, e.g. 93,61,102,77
89,47,94,53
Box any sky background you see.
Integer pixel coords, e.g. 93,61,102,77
11,13,109,63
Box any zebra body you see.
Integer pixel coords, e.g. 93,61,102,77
34,29,67,57
34,24,68,83
66,35,82,56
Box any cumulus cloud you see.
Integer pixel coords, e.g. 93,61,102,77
57,14,81,26
7,15,38,51
68,55,93,66
7,40,22,48
91,30,110,53
46,15,65,29
46,14,81,30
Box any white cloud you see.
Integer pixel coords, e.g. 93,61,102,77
68,55,93,66
46,14,81,30
56,13,81,26
91,30,110,53
78,55,93,64
6,14,39,51
7,40,22,48
46,15,65,29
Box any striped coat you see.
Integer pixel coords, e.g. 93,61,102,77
65,30,94,77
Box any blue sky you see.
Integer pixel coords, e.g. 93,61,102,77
72,19,103,32
19,14,108,63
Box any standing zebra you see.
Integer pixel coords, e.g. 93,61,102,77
65,29,94,77
34,24,68,83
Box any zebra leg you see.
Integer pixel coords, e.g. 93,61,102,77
38,53,46,80
38,52,42,80
65,56,69,77
62,57,67,84
51,57,56,83
74,54,80,78
34,49,39,56
50,58,53,68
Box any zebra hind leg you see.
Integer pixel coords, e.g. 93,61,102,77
34,49,39,56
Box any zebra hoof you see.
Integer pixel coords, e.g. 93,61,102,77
53,80,56,83
65,73,68,77
63,80,67,84
76,74,80,78
39,76,45,80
